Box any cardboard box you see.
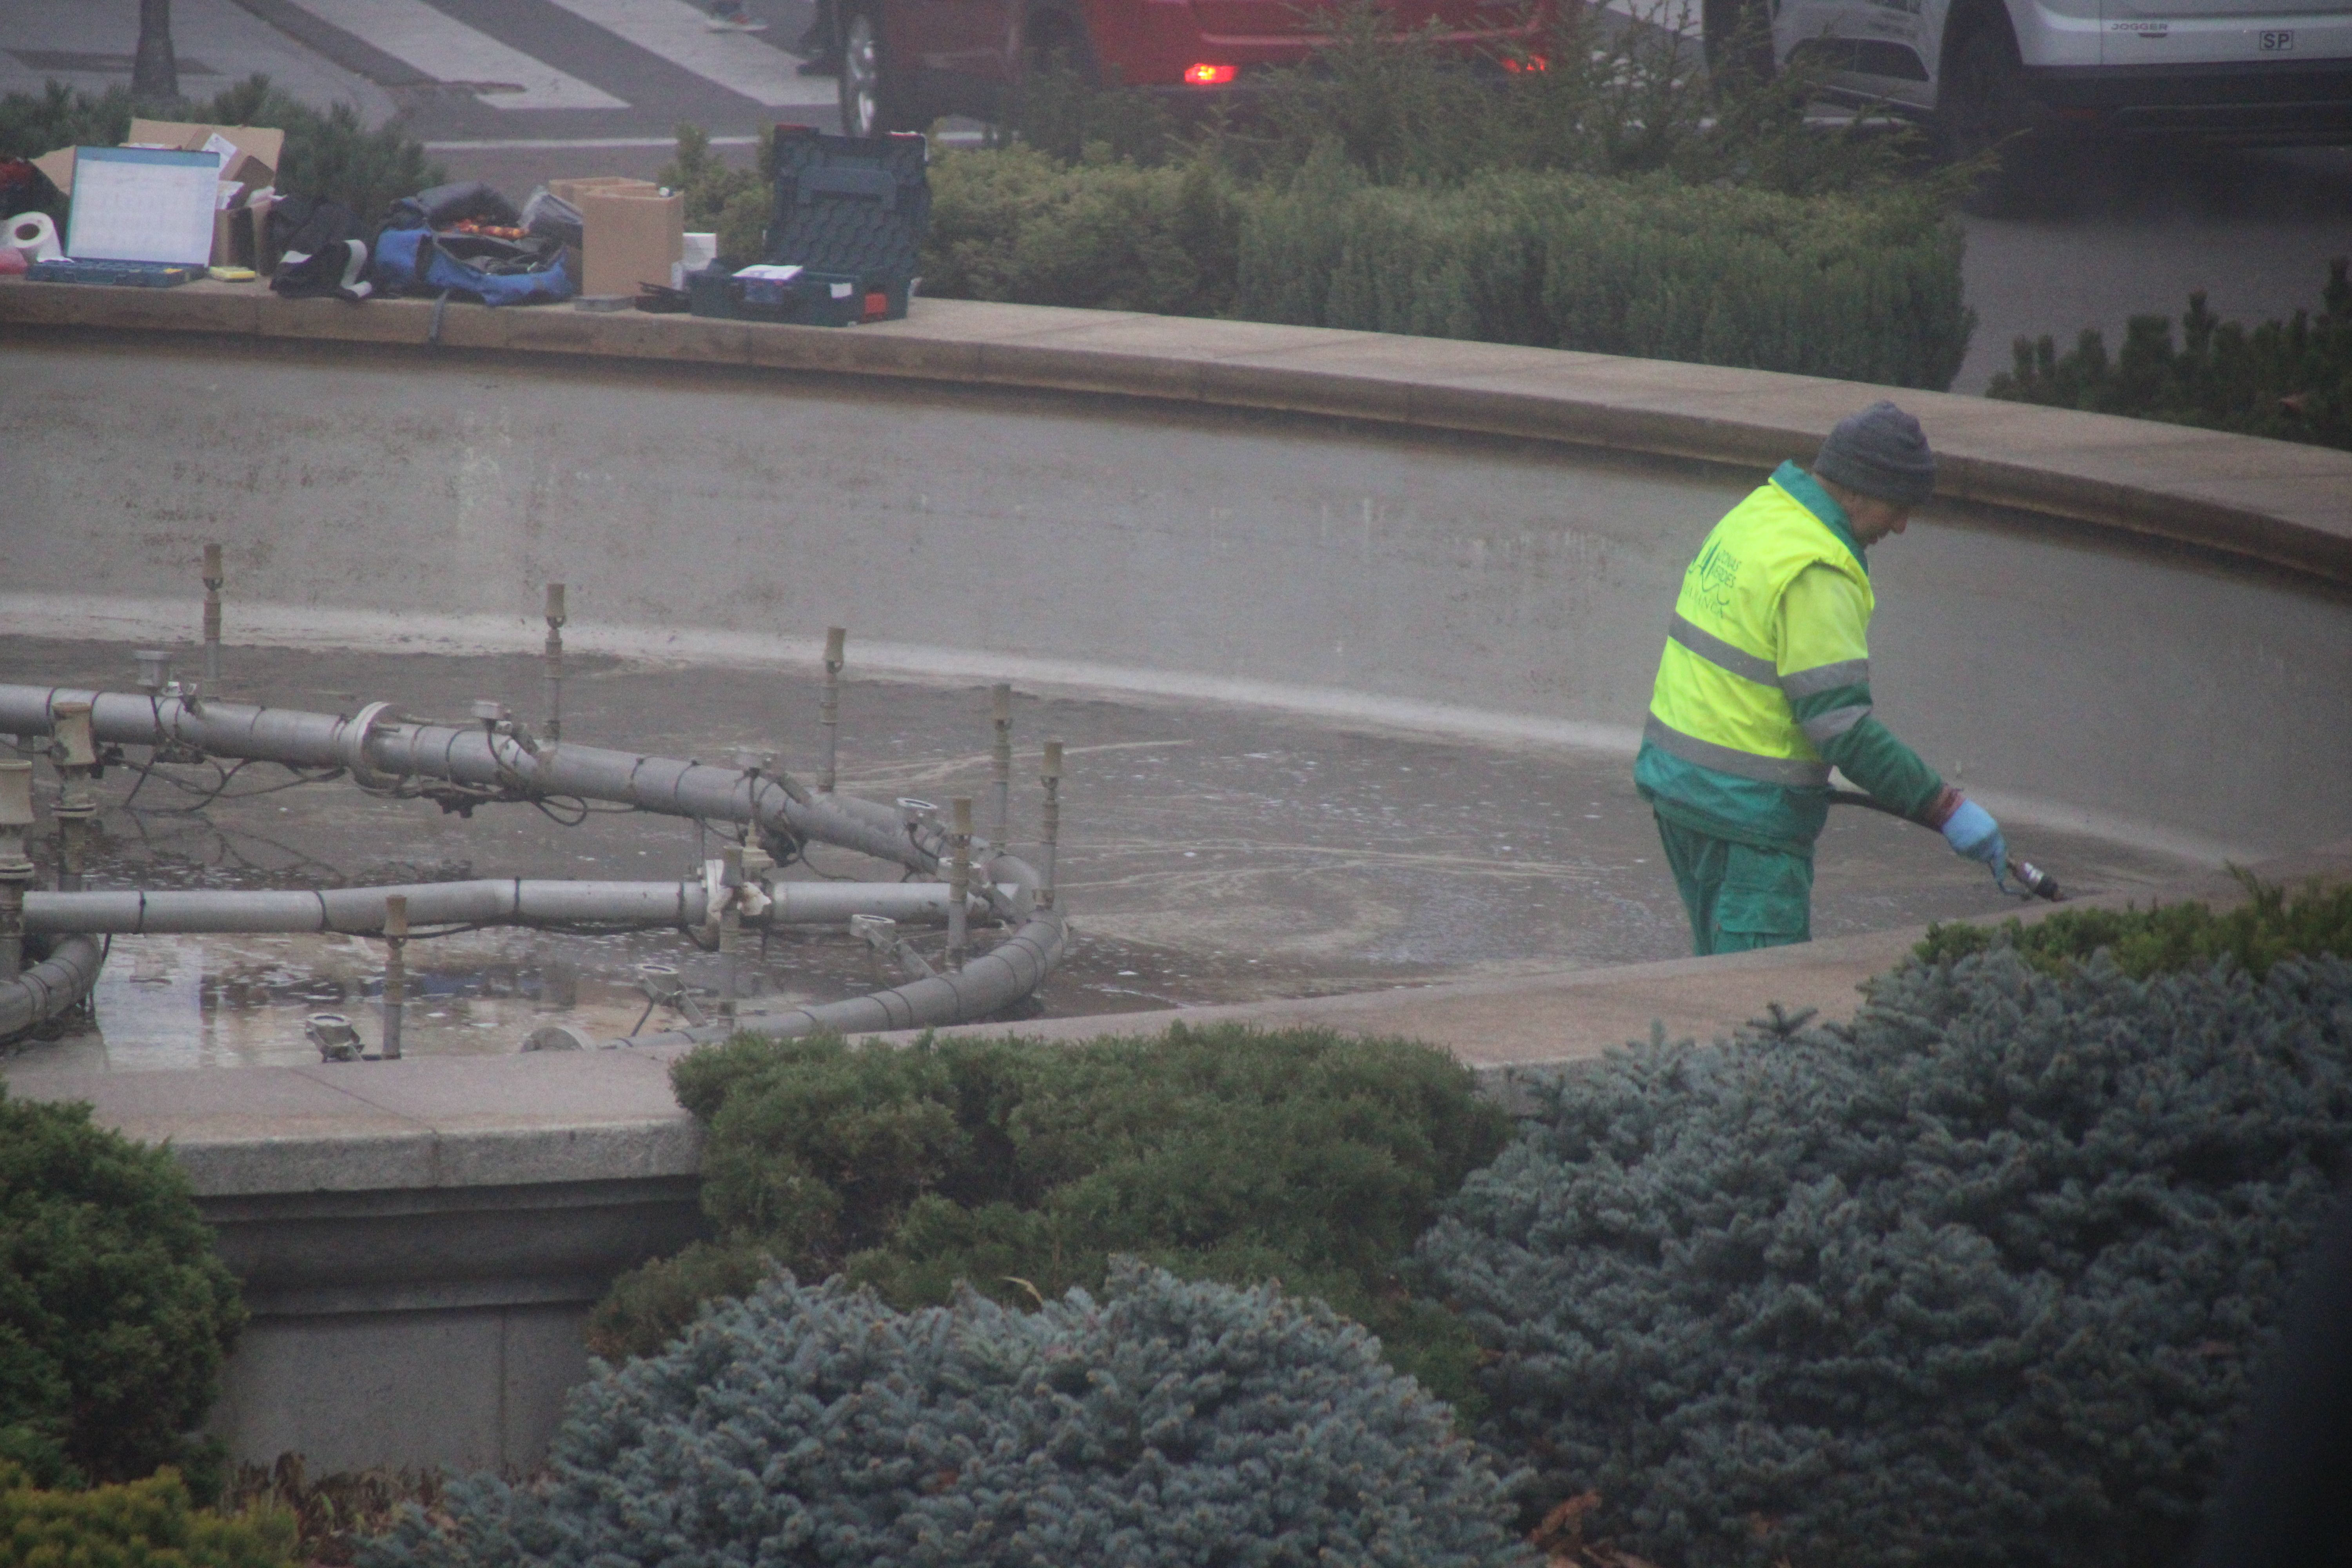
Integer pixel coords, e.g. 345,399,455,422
577,188,684,297
126,118,286,176
548,176,660,206
211,194,278,271
30,123,279,203
30,146,74,196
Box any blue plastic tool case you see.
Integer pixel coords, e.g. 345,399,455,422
688,126,928,327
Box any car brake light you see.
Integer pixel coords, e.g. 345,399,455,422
1183,63,1238,85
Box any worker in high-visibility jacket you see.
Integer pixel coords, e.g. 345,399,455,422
1636,400,2007,955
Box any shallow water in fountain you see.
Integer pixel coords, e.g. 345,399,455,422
1,638,2199,1071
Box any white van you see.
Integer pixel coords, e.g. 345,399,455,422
1705,0,2352,175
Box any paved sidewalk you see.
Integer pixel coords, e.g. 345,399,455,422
0,0,394,119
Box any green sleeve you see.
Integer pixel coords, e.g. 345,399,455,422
1778,567,1949,820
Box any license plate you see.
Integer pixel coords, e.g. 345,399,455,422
2260,29,2294,49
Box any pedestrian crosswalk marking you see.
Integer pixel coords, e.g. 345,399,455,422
537,0,837,108
280,0,631,109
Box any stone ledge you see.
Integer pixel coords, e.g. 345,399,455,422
870,842,2352,1071
5,280,2345,584
2,1045,699,1196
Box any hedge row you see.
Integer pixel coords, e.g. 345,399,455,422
921,147,1972,390
1238,153,1973,390
920,146,1241,319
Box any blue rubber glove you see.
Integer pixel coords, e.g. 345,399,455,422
1941,798,2007,887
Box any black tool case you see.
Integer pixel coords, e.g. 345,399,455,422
688,126,929,327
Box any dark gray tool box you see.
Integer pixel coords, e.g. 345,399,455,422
688,126,928,327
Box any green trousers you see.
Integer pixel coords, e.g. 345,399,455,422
1653,813,1815,956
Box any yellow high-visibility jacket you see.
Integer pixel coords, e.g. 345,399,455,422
1635,461,1947,852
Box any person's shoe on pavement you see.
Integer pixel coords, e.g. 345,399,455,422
706,1,769,31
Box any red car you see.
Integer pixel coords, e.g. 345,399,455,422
833,0,1548,135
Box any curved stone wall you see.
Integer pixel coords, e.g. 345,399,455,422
3,290,2348,860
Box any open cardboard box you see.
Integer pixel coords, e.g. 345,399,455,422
552,178,683,298
34,119,285,269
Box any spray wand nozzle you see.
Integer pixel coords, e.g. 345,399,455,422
2006,857,2063,902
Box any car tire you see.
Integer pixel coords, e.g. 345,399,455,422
837,4,912,138
1937,22,2041,215
1702,0,1776,80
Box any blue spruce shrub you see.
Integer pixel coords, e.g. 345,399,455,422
1417,949,2352,1568
364,1261,1534,1568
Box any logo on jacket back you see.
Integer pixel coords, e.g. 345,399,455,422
1694,541,1742,618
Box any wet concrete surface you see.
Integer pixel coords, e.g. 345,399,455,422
1,636,2200,1071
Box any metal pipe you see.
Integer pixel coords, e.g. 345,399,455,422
550,907,1067,1052
49,702,96,894
0,761,31,982
201,543,225,684
819,626,846,793
0,934,105,1040
381,892,407,1060
1039,739,1063,911
20,877,1018,935
543,583,567,744
0,684,924,871
990,683,1013,853
947,796,971,971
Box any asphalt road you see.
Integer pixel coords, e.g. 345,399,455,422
6,0,2348,388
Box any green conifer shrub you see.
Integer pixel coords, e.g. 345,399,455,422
1915,876,2352,979
0,1463,295,1568
586,1025,1509,1407
1416,950,2352,1568
366,1265,1535,1568
0,1087,246,1487
659,124,777,267
1988,261,2351,451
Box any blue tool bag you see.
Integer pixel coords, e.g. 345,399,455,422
373,225,576,307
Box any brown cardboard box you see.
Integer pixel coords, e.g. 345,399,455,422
211,191,277,271
30,146,74,196
30,123,279,204
126,118,286,175
577,188,684,297
548,176,660,206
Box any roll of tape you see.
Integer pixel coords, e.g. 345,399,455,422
5,211,62,263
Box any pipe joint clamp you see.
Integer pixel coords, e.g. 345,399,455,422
338,702,404,790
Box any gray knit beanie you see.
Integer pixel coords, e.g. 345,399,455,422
1814,400,1936,508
